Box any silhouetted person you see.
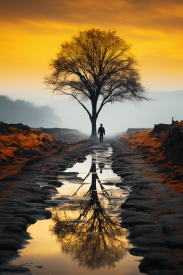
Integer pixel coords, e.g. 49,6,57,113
98,124,105,143
98,162,105,173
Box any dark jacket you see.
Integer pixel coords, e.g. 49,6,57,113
98,126,105,135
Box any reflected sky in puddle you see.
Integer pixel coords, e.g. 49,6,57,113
11,144,144,275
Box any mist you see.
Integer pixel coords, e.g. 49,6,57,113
1,91,183,136
48,90,183,136
0,95,61,128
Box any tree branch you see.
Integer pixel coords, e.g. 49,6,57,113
63,92,92,119
69,83,90,99
97,93,112,116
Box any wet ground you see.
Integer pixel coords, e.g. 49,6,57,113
1,140,183,275
0,142,143,275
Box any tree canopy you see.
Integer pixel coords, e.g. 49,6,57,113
45,28,148,137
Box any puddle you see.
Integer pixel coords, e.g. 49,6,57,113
10,144,144,275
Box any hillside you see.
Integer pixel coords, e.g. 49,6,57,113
118,122,183,193
0,122,86,180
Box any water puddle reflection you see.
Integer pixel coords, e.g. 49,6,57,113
11,144,143,275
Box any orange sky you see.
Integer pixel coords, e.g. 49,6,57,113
0,0,183,96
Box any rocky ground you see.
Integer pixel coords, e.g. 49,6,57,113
122,122,183,193
0,140,92,273
1,130,183,274
111,137,183,275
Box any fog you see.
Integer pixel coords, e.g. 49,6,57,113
48,90,183,136
0,95,61,128
0,91,183,136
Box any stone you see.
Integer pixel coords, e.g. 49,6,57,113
3,225,24,234
121,202,152,211
14,214,36,224
121,216,154,227
139,252,173,273
118,172,134,177
57,164,67,169
48,180,63,187
129,227,161,239
0,234,23,243
0,250,17,265
15,208,39,215
168,236,183,249
130,247,150,257
77,157,87,163
0,265,30,273
0,240,20,252
41,210,52,219
126,195,151,201
42,186,57,191
22,195,46,204
159,259,178,268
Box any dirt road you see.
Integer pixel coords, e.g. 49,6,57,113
1,139,183,274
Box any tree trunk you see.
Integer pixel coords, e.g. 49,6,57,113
90,100,98,138
90,116,97,137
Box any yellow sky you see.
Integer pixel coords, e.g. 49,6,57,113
0,0,183,95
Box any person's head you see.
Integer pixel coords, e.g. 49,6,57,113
100,124,103,126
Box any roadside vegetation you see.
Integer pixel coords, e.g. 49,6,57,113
120,122,183,193
0,125,85,180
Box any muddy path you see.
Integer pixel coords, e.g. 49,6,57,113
0,139,183,274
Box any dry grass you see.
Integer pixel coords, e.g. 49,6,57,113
121,128,183,193
0,128,62,180
0,128,54,161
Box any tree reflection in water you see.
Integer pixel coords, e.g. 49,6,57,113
50,154,130,270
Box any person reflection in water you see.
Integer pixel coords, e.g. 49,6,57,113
98,162,105,173
98,124,105,143
50,154,128,270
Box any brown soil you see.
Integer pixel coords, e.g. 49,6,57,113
118,129,183,193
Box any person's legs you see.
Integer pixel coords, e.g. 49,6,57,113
101,134,103,143
100,134,102,143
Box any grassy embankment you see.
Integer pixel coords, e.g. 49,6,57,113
0,127,85,181
120,122,183,193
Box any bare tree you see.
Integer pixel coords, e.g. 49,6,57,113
50,157,128,269
44,28,148,137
